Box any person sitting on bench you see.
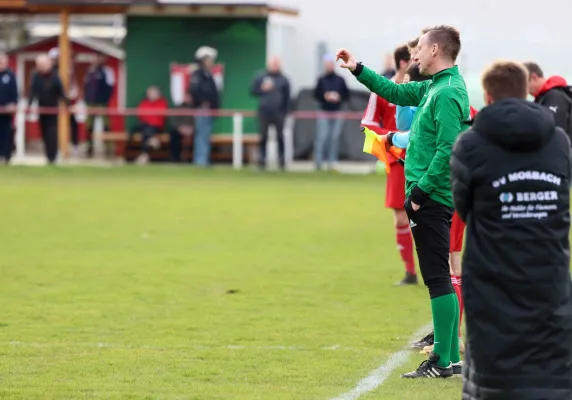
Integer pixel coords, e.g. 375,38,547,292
130,85,168,164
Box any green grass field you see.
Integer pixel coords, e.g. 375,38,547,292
0,166,462,399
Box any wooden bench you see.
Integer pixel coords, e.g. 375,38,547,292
99,131,259,163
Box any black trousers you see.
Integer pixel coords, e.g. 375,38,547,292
39,114,58,163
130,123,161,153
0,115,13,161
258,111,285,168
70,114,79,147
404,197,454,298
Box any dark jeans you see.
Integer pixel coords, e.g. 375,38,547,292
39,114,58,163
0,115,13,161
258,111,285,169
130,123,161,153
169,128,191,162
70,114,79,147
404,197,454,298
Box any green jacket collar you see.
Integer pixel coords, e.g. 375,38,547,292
431,65,459,82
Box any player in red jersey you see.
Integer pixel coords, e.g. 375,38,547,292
361,45,416,286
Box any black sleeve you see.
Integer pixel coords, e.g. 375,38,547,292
539,90,570,132
340,77,350,102
282,78,291,113
28,73,38,106
250,74,263,97
314,77,323,102
8,72,18,104
450,132,474,222
54,76,69,105
189,71,202,104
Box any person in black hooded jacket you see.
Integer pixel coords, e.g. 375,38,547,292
451,60,572,400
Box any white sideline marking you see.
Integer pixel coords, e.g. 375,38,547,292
330,323,432,400
5,341,347,352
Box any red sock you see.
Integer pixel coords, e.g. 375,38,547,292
456,275,464,336
451,275,463,336
396,225,415,275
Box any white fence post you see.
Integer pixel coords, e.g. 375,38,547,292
284,114,294,170
232,112,244,169
93,116,104,158
14,98,27,162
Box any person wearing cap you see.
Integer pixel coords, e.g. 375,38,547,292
313,54,349,171
189,46,220,166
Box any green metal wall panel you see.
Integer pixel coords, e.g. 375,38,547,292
125,16,267,134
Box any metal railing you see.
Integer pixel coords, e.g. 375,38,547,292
1,101,365,169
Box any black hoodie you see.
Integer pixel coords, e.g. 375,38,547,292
451,98,572,400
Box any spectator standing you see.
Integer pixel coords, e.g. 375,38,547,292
0,52,18,164
313,54,349,170
381,53,396,79
28,54,68,164
251,56,291,170
84,54,115,157
190,46,220,167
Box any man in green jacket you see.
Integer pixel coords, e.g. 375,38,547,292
337,26,470,378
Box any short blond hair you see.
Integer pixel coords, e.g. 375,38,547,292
482,60,529,101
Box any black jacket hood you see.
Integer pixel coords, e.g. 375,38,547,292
473,98,555,152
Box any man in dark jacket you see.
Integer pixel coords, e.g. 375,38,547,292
313,54,349,170
84,54,115,157
251,56,290,170
451,60,572,399
190,46,220,167
0,52,18,164
524,62,572,142
28,54,68,164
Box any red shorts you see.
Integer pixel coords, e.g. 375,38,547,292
450,212,466,252
385,162,406,209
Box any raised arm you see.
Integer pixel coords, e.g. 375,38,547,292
353,65,428,106
336,48,428,106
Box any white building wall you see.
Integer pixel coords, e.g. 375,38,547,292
269,0,572,108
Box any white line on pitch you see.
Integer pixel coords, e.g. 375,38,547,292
329,323,432,400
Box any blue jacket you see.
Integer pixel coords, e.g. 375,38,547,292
84,64,114,105
314,72,349,111
392,105,417,148
0,68,18,106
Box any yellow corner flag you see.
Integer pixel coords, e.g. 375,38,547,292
361,127,402,173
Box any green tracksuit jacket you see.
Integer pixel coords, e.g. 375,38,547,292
355,65,470,207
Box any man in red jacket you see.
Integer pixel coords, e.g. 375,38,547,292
130,86,168,164
524,62,572,142
361,45,416,286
